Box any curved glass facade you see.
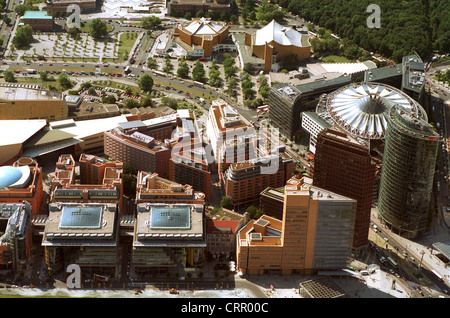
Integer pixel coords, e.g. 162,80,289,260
378,106,439,238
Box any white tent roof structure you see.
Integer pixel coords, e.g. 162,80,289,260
182,17,225,36
254,20,307,47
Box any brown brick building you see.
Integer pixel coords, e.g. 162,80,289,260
312,129,376,251
224,152,294,209
50,154,124,214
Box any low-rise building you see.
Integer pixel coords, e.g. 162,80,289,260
45,0,97,15
174,18,230,58
234,20,310,73
20,11,54,31
0,85,67,121
136,171,205,205
168,0,232,18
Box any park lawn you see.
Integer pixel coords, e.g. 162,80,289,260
79,22,113,34
117,32,138,62
321,55,355,63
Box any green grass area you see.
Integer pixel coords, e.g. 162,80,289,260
79,22,113,34
0,76,67,91
115,32,139,62
321,55,355,63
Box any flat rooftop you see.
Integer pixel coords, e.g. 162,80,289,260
43,203,117,246
0,87,62,101
134,203,205,247
22,11,53,20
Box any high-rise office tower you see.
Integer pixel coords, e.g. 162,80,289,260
378,105,439,238
313,129,376,251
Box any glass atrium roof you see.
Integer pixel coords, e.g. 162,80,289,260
59,206,103,229
324,83,426,140
150,206,191,230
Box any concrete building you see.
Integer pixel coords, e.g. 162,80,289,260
169,148,211,200
104,119,174,178
50,154,124,214
224,153,295,209
135,171,206,205
20,11,54,31
377,105,439,239
133,203,205,274
235,20,310,73
0,157,44,215
45,0,97,15
268,76,352,139
259,186,285,221
174,18,229,58
206,99,253,167
0,201,32,273
206,219,242,260
313,129,376,251
42,202,119,276
236,177,356,275
168,0,231,17
0,85,67,121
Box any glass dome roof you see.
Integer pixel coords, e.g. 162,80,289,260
0,166,23,189
323,83,427,140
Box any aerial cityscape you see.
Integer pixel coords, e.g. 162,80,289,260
0,0,448,304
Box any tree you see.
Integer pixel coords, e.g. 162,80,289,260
58,73,73,89
89,18,108,39
141,16,161,29
208,59,222,87
147,57,158,70
40,71,49,81
12,25,33,49
124,98,141,108
163,56,173,73
67,27,81,39
192,61,206,83
177,58,189,78
220,196,232,209
138,73,154,92
3,16,10,25
14,4,32,16
246,205,264,219
4,70,15,82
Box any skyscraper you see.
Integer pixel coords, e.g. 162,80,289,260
313,129,376,251
377,105,439,238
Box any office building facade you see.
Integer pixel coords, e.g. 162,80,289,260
313,129,376,251
236,177,356,275
377,106,439,238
